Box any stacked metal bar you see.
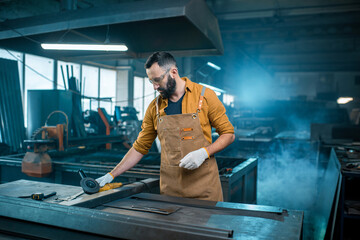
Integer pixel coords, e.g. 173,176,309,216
69,76,86,138
64,65,86,138
0,58,25,152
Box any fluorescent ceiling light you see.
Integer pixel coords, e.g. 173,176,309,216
199,82,226,95
41,43,128,51
337,97,353,104
207,62,221,71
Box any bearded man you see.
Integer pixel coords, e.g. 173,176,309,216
96,52,235,201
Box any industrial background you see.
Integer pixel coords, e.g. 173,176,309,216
0,0,360,239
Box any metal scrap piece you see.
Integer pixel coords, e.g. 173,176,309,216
56,190,84,201
103,203,180,215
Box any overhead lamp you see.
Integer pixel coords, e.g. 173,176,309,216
337,97,353,104
199,82,225,96
206,62,221,71
41,43,128,51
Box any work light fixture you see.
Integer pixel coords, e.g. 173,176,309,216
206,62,221,71
337,97,353,104
41,43,128,51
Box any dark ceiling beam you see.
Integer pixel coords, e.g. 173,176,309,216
221,24,360,38
221,27,360,47
212,0,360,21
60,52,136,62
267,62,360,72
218,11,360,37
59,47,223,62
259,52,360,65
69,29,103,44
221,19,360,33
223,33,358,45
221,20,360,41
242,38,358,55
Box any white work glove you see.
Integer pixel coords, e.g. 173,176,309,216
179,147,209,170
96,173,114,187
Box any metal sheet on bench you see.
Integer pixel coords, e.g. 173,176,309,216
0,179,82,203
99,193,303,240
0,178,159,207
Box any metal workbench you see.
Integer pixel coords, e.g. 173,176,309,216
0,149,257,203
0,179,303,239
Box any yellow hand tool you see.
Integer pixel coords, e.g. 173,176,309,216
99,182,123,192
19,192,57,200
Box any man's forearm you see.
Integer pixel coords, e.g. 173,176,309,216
206,133,235,156
110,147,144,177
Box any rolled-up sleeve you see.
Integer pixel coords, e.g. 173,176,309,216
205,89,234,135
132,100,157,155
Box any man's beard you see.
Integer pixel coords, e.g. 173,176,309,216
158,75,176,99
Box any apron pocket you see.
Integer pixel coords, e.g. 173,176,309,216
160,163,211,199
160,128,181,166
160,164,182,196
180,162,212,199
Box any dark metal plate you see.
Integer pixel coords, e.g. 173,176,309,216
104,200,180,215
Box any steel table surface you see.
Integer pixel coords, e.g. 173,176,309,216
0,180,302,239
98,193,303,240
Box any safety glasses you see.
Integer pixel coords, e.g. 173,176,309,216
149,68,171,85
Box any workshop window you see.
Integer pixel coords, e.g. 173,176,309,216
144,77,156,110
223,93,235,107
82,65,99,112
100,68,116,115
134,76,144,119
57,61,80,90
24,54,54,127
133,76,157,120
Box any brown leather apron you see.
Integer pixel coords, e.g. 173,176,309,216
156,87,223,201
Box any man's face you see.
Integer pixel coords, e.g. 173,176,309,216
147,63,176,99
157,74,176,99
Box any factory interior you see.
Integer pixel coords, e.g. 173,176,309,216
0,0,360,239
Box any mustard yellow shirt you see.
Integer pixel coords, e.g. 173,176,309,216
133,77,234,155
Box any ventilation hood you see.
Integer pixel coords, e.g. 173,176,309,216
0,0,223,63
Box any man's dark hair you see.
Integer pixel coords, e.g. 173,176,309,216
145,51,177,70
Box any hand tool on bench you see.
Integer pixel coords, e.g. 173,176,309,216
19,192,57,200
78,169,100,194
56,170,125,202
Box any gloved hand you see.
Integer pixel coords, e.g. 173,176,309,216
96,173,114,187
179,147,209,170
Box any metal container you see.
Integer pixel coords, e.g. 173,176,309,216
217,156,257,203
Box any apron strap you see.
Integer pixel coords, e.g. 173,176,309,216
155,95,160,118
197,86,206,112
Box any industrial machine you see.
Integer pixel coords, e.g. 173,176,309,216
27,110,69,152
85,106,141,150
22,111,69,177
97,107,116,150
22,105,142,178
114,106,142,148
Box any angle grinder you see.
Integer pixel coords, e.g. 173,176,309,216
78,169,100,194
